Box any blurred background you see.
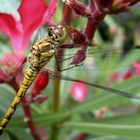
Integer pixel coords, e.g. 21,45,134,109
0,0,140,140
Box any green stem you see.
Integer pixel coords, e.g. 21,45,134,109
53,71,61,112
50,3,72,140
50,125,60,140
50,53,62,140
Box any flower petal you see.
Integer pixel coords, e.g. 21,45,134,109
133,62,140,75
71,50,86,64
122,70,132,80
32,70,49,97
18,0,47,50
0,70,10,83
0,13,22,52
111,72,120,80
69,82,88,102
0,53,25,81
18,0,57,50
41,0,58,25
18,0,47,31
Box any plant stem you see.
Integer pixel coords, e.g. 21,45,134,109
50,5,72,140
22,97,41,140
50,125,60,140
85,0,105,40
52,49,65,112
53,71,61,112
50,50,63,140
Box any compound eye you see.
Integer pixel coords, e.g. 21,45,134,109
47,27,54,36
47,27,53,31
55,35,60,42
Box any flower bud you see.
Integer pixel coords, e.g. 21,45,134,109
71,50,86,65
133,62,140,75
69,82,88,102
32,71,49,97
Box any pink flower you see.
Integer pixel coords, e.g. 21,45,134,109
111,62,140,82
0,0,57,53
122,70,132,80
133,62,140,75
0,53,25,82
111,72,120,81
0,0,57,83
69,82,88,102
111,69,132,82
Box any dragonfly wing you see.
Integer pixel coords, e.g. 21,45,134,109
45,46,140,73
39,69,140,100
32,24,49,45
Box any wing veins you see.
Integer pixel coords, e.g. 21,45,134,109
47,70,140,100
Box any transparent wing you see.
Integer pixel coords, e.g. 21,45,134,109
31,24,140,72
20,44,140,100
46,46,140,72
40,69,140,100
32,24,49,45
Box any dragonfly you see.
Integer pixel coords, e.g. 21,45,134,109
0,24,140,135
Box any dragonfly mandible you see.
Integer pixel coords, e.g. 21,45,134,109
0,24,140,135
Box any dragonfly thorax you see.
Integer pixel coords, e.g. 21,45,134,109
27,25,68,70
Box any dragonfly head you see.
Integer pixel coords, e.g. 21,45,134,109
47,25,67,44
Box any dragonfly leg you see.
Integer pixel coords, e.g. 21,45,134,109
57,44,75,63
0,126,3,135
59,44,74,49
55,55,83,71
57,56,74,63
58,63,83,71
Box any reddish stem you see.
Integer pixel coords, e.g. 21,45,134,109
22,98,41,140
89,0,95,12
75,133,87,140
85,1,105,40
40,128,47,140
63,5,72,24
82,1,105,52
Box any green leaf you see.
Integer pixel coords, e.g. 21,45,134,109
7,131,21,140
0,84,15,112
63,121,140,138
63,112,140,138
94,113,140,125
86,136,138,140
7,112,68,130
67,76,140,115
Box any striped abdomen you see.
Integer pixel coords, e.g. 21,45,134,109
0,67,39,134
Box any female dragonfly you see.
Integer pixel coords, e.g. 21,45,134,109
0,24,140,135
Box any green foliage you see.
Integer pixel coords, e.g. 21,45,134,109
0,0,140,140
